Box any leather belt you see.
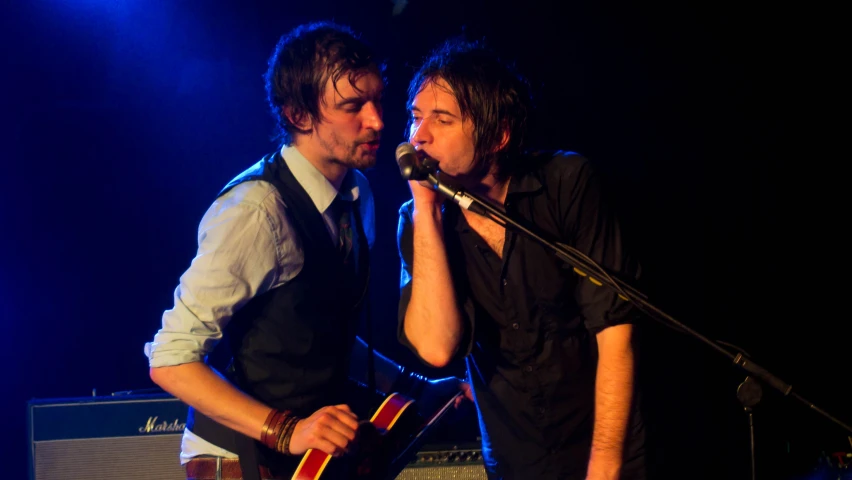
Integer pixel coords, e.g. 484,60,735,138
185,457,289,480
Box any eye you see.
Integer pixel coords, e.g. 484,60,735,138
433,115,452,125
344,103,363,113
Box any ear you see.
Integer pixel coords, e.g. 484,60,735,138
283,107,312,131
491,122,510,153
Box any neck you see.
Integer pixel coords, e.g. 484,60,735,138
469,169,511,207
290,139,348,190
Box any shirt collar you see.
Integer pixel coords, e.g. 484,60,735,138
450,164,544,233
507,169,544,196
280,145,360,214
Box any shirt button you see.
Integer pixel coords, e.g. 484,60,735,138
524,365,533,373
512,322,520,330
502,278,508,286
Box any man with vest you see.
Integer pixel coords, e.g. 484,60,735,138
144,21,457,480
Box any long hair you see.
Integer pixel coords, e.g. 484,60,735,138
406,39,532,180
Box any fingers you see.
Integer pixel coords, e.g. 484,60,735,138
327,404,359,430
292,405,361,457
317,405,359,448
409,179,439,205
315,426,355,457
454,388,473,408
312,437,349,458
460,382,474,403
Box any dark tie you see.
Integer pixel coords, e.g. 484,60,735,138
332,196,354,267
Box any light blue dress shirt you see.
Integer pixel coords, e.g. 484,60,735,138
143,145,375,462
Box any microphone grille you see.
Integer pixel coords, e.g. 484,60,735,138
395,142,417,160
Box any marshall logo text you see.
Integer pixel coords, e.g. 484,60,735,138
139,416,186,434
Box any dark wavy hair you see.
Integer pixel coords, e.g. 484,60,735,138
406,38,532,180
264,21,385,145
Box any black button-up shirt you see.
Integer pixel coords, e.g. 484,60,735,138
398,151,645,479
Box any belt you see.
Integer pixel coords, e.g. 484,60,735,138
185,457,290,480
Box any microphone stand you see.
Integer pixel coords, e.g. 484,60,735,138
422,171,852,478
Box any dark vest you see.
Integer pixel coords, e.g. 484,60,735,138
188,151,370,475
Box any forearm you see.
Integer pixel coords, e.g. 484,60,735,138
150,362,273,441
404,203,463,367
589,324,634,470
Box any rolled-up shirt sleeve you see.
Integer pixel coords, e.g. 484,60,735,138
561,156,642,333
144,182,298,367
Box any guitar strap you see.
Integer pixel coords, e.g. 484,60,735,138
364,275,377,397
346,201,377,398
234,429,261,480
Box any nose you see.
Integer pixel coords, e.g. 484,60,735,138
362,101,384,132
410,119,431,146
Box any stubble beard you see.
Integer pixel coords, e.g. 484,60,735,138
320,130,379,170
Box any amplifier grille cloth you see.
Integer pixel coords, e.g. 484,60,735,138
396,465,487,480
32,434,487,479
34,435,184,480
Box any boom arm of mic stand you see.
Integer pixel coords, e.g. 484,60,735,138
452,183,852,434
426,172,488,216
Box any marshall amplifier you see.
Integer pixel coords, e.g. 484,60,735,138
27,392,188,480
28,392,487,480
397,442,487,479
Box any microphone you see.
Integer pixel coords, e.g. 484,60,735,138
395,142,487,216
395,142,433,181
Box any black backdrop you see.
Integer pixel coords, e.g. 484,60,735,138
2,1,847,479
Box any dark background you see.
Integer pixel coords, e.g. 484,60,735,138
2,1,847,479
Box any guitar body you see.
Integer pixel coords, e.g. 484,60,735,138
291,392,418,480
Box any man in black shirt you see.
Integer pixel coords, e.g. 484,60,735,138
397,39,646,479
